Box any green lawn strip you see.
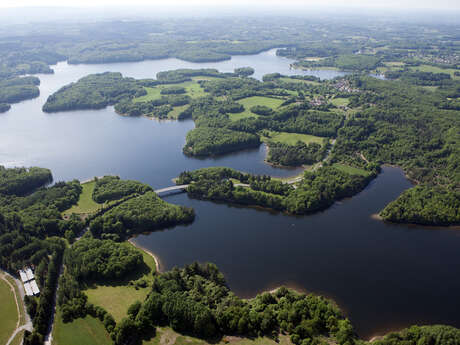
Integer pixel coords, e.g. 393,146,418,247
143,327,294,345
5,275,25,325
408,64,460,79
331,97,350,107
83,242,156,322
0,276,19,345
62,181,104,216
279,77,319,85
333,163,370,177
133,81,207,103
261,130,326,146
53,309,112,345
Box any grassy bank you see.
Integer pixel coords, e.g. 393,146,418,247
143,327,294,345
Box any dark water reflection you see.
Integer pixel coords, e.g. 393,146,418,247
133,166,460,339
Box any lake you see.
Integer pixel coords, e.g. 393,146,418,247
1,49,459,339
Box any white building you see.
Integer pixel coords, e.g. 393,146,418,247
30,280,40,295
24,282,33,296
19,270,28,283
25,268,34,282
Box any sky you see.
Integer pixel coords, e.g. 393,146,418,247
1,0,459,10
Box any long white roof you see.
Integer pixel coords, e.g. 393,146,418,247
30,280,40,295
24,282,33,296
25,268,34,281
19,270,28,283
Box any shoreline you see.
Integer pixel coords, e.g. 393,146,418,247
128,239,161,273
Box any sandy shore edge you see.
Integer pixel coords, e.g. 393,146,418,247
128,239,161,273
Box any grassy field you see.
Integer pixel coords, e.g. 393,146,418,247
84,242,157,322
5,275,25,325
261,130,326,146
0,276,18,345
333,163,370,176
331,97,350,107
228,96,285,121
409,64,460,79
62,181,103,216
237,96,285,109
279,77,319,85
144,327,294,345
53,310,112,345
133,81,207,103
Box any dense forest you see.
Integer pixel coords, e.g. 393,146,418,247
42,72,147,112
176,166,376,214
89,191,195,241
267,141,325,166
184,127,261,156
93,175,152,203
0,76,40,112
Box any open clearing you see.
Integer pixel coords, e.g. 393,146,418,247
62,181,103,216
143,327,294,345
409,64,460,79
333,163,370,176
228,96,284,121
133,81,207,103
331,97,350,107
53,311,112,345
0,275,18,345
261,130,326,146
84,242,157,322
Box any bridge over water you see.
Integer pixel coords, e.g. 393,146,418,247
154,184,189,196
